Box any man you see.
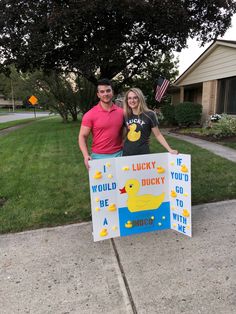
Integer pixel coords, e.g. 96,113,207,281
78,79,124,169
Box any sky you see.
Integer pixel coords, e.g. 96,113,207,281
176,14,236,76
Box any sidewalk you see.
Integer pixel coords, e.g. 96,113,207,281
1,200,236,314
161,130,236,163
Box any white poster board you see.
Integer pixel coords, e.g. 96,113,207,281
89,153,191,241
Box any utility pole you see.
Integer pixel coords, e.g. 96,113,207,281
11,79,15,112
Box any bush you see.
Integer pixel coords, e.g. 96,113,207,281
175,102,202,126
207,114,236,138
161,103,177,126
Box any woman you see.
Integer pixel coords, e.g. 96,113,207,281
122,88,178,156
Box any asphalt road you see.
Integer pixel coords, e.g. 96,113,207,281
0,112,50,123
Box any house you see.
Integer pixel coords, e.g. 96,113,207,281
0,92,23,109
172,39,236,120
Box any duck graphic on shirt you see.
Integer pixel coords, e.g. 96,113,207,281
127,124,141,142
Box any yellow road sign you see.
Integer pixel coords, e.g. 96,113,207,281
28,95,38,106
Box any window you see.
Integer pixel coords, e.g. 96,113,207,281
217,76,236,114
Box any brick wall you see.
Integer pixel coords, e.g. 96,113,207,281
202,80,218,120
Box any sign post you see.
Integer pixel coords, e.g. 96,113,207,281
28,95,38,118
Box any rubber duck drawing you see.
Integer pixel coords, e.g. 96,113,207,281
182,209,190,217
171,190,177,198
93,170,102,179
122,166,130,171
99,228,108,237
108,203,117,211
120,179,165,212
127,124,141,142
107,174,113,179
181,165,188,173
125,221,133,228
157,166,165,174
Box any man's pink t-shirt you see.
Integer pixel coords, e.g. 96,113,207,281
81,103,124,154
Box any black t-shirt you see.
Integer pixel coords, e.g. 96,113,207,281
123,111,158,156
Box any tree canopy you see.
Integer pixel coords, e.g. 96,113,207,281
0,0,235,83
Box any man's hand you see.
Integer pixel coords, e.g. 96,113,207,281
84,155,92,170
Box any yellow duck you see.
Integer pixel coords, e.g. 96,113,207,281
108,203,117,211
157,166,165,174
120,179,165,212
181,165,188,173
171,190,177,197
182,209,190,217
125,221,133,228
93,170,102,179
127,124,141,142
122,166,130,171
99,228,108,237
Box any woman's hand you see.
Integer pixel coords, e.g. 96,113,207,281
169,149,178,155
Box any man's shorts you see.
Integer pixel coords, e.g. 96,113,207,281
91,150,123,159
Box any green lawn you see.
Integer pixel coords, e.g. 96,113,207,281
218,141,236,150
0,118,236,233
0,118,40,130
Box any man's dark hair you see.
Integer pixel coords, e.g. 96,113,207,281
97,78,113,89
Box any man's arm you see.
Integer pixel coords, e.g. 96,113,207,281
78,125,92,170
122,126,127,144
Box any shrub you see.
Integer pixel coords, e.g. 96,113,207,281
175,102,202,127
161,103,177,126
207,114,236,138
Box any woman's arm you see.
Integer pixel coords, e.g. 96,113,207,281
152,127,178,154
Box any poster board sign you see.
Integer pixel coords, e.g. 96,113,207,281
88,153,191,241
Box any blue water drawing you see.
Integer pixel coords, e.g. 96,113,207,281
119,202,170,237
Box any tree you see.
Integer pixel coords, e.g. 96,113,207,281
0,0,235,84
127,52,179,109
0,66,34,106
31,72,97,121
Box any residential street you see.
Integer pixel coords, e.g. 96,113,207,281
0,112,50,123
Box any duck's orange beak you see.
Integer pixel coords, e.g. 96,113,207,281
119,187,126,194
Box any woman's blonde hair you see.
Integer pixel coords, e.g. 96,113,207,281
123,88,150,117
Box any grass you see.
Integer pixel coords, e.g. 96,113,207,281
0,118,41,130
0,118,236,234
151,134,236,205
218,141,236,149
